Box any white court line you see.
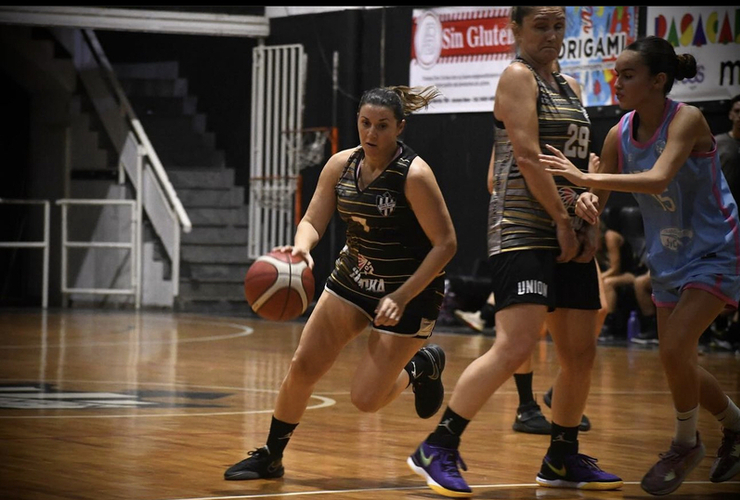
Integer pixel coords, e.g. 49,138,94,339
0,380,335,419
165,480,721,500
0,317,255,349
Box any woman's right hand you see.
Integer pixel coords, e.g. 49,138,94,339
272,245,315,270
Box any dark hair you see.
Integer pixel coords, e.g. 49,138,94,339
357,86,441,122
626,35,697,96
510,6,565,25
730,94,740,110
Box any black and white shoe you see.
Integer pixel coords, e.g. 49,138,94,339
513,400,551,434
411,344,446,419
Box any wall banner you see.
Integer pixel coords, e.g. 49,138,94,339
409,7,514,114
647,6,740,102
559,6,638,106
409,7,638,113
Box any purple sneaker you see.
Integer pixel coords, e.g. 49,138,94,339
407,440,472,498
536,453,623,490
641,433,705,495
710,427,740,483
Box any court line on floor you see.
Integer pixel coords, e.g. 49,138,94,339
0,380,335,419
166,480,722,499
0,317,256,349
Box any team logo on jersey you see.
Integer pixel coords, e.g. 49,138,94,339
655,139,666,156
558,187,580,209
357,253,374,274
350,254,386,292
377,191,396,216
660,227,693,251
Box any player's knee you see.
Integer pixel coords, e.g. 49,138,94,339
494,339,536,373
350,390,382,413
564,341,597,369
658,340,689,370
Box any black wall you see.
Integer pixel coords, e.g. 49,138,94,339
95,30,259,189
0,70,32,306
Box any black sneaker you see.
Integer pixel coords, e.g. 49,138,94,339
631,328,659,345
224,447,284,480
578,414,591,432
513,400,551,434
411,344,446,419
543,389,591,432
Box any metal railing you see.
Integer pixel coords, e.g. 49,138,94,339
49,27,191,299
249,43,306,259
57,199,139,307
0,199,50,308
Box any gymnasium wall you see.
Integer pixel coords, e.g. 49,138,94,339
74,7,740,290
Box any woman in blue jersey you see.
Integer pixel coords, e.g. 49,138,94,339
407,6,622,498
224,86,457,481
538,35,740,495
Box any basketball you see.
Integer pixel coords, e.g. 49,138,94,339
244,250,315,321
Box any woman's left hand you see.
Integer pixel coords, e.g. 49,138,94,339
539,144,588,186
374,294,407,326
576,192,600,226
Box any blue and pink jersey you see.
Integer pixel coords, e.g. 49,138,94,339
617,98,740,307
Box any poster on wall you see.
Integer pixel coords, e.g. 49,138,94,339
559,6,638,106
647,6,740,102
409,6,637,113
409,7,514,114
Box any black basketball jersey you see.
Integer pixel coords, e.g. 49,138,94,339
488,57,592,255
328,142,443,301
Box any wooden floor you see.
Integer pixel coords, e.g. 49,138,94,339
1,309,739,500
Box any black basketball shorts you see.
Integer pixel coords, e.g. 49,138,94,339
325,274,445,338
488,249,601,313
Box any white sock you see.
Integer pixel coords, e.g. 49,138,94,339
714,396,740,432
674,406,699,447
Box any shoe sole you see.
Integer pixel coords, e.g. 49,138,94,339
454,311,483,332
640,446,705,495
512,422,551,435
630,338,659,345
536,476,624,490
407,456,472,498
710,457,740,483
224,468,284,480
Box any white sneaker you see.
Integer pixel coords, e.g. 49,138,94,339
454,310,484,332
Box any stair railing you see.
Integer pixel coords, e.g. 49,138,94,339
57,198,139,307
50,27,191,298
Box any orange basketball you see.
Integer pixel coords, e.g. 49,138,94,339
244,251,315,321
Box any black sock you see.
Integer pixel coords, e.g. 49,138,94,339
547,422,579,460
514,371,535,407
265,416,298,457
426,406,469,448
480,303,496,327
545,386,553,406
404,349,430,387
